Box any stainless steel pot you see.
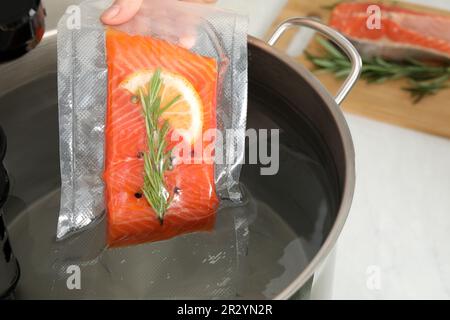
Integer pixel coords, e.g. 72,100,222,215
263,18,361,299
0,0,361,299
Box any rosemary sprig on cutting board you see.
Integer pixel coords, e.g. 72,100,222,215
306,37,450,103
138,69,180,223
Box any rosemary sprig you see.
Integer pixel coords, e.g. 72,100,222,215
138,69,181,223
403,75,449,103
306,37,450,103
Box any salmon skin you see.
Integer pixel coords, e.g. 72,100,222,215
104,29,219,248
330,2,450,61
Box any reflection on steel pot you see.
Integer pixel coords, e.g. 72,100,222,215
0,0,360,299
0,126,20,299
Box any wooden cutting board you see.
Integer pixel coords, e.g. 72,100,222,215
266,0,450,139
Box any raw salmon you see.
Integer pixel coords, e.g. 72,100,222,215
330,2,450,61
104,29,219,248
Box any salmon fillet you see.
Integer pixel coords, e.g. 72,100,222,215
330,3,450,61
104,29,219,248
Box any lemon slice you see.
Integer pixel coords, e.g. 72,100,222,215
120,70,203,145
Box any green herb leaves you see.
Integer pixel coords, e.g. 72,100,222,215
139,68,181,223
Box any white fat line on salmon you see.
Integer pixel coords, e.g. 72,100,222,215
169,128,280,176
177,304,211,318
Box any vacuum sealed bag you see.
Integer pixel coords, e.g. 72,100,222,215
56,0,248,247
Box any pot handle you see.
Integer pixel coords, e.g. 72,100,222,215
268,17,362,105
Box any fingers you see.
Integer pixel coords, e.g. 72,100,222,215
101,0,144,26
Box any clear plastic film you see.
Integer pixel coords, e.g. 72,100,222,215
56,0,248,244
54,0,249,299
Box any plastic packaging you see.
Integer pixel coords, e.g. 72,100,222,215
56,0,248,245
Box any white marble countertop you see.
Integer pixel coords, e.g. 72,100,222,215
333,114,450,299
221,0,450,299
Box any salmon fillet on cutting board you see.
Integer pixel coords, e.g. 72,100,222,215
330,2,450,61
104,29,219,248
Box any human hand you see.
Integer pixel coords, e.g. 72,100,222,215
101,0,217,26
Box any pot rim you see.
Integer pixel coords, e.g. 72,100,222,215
248,36,356,300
